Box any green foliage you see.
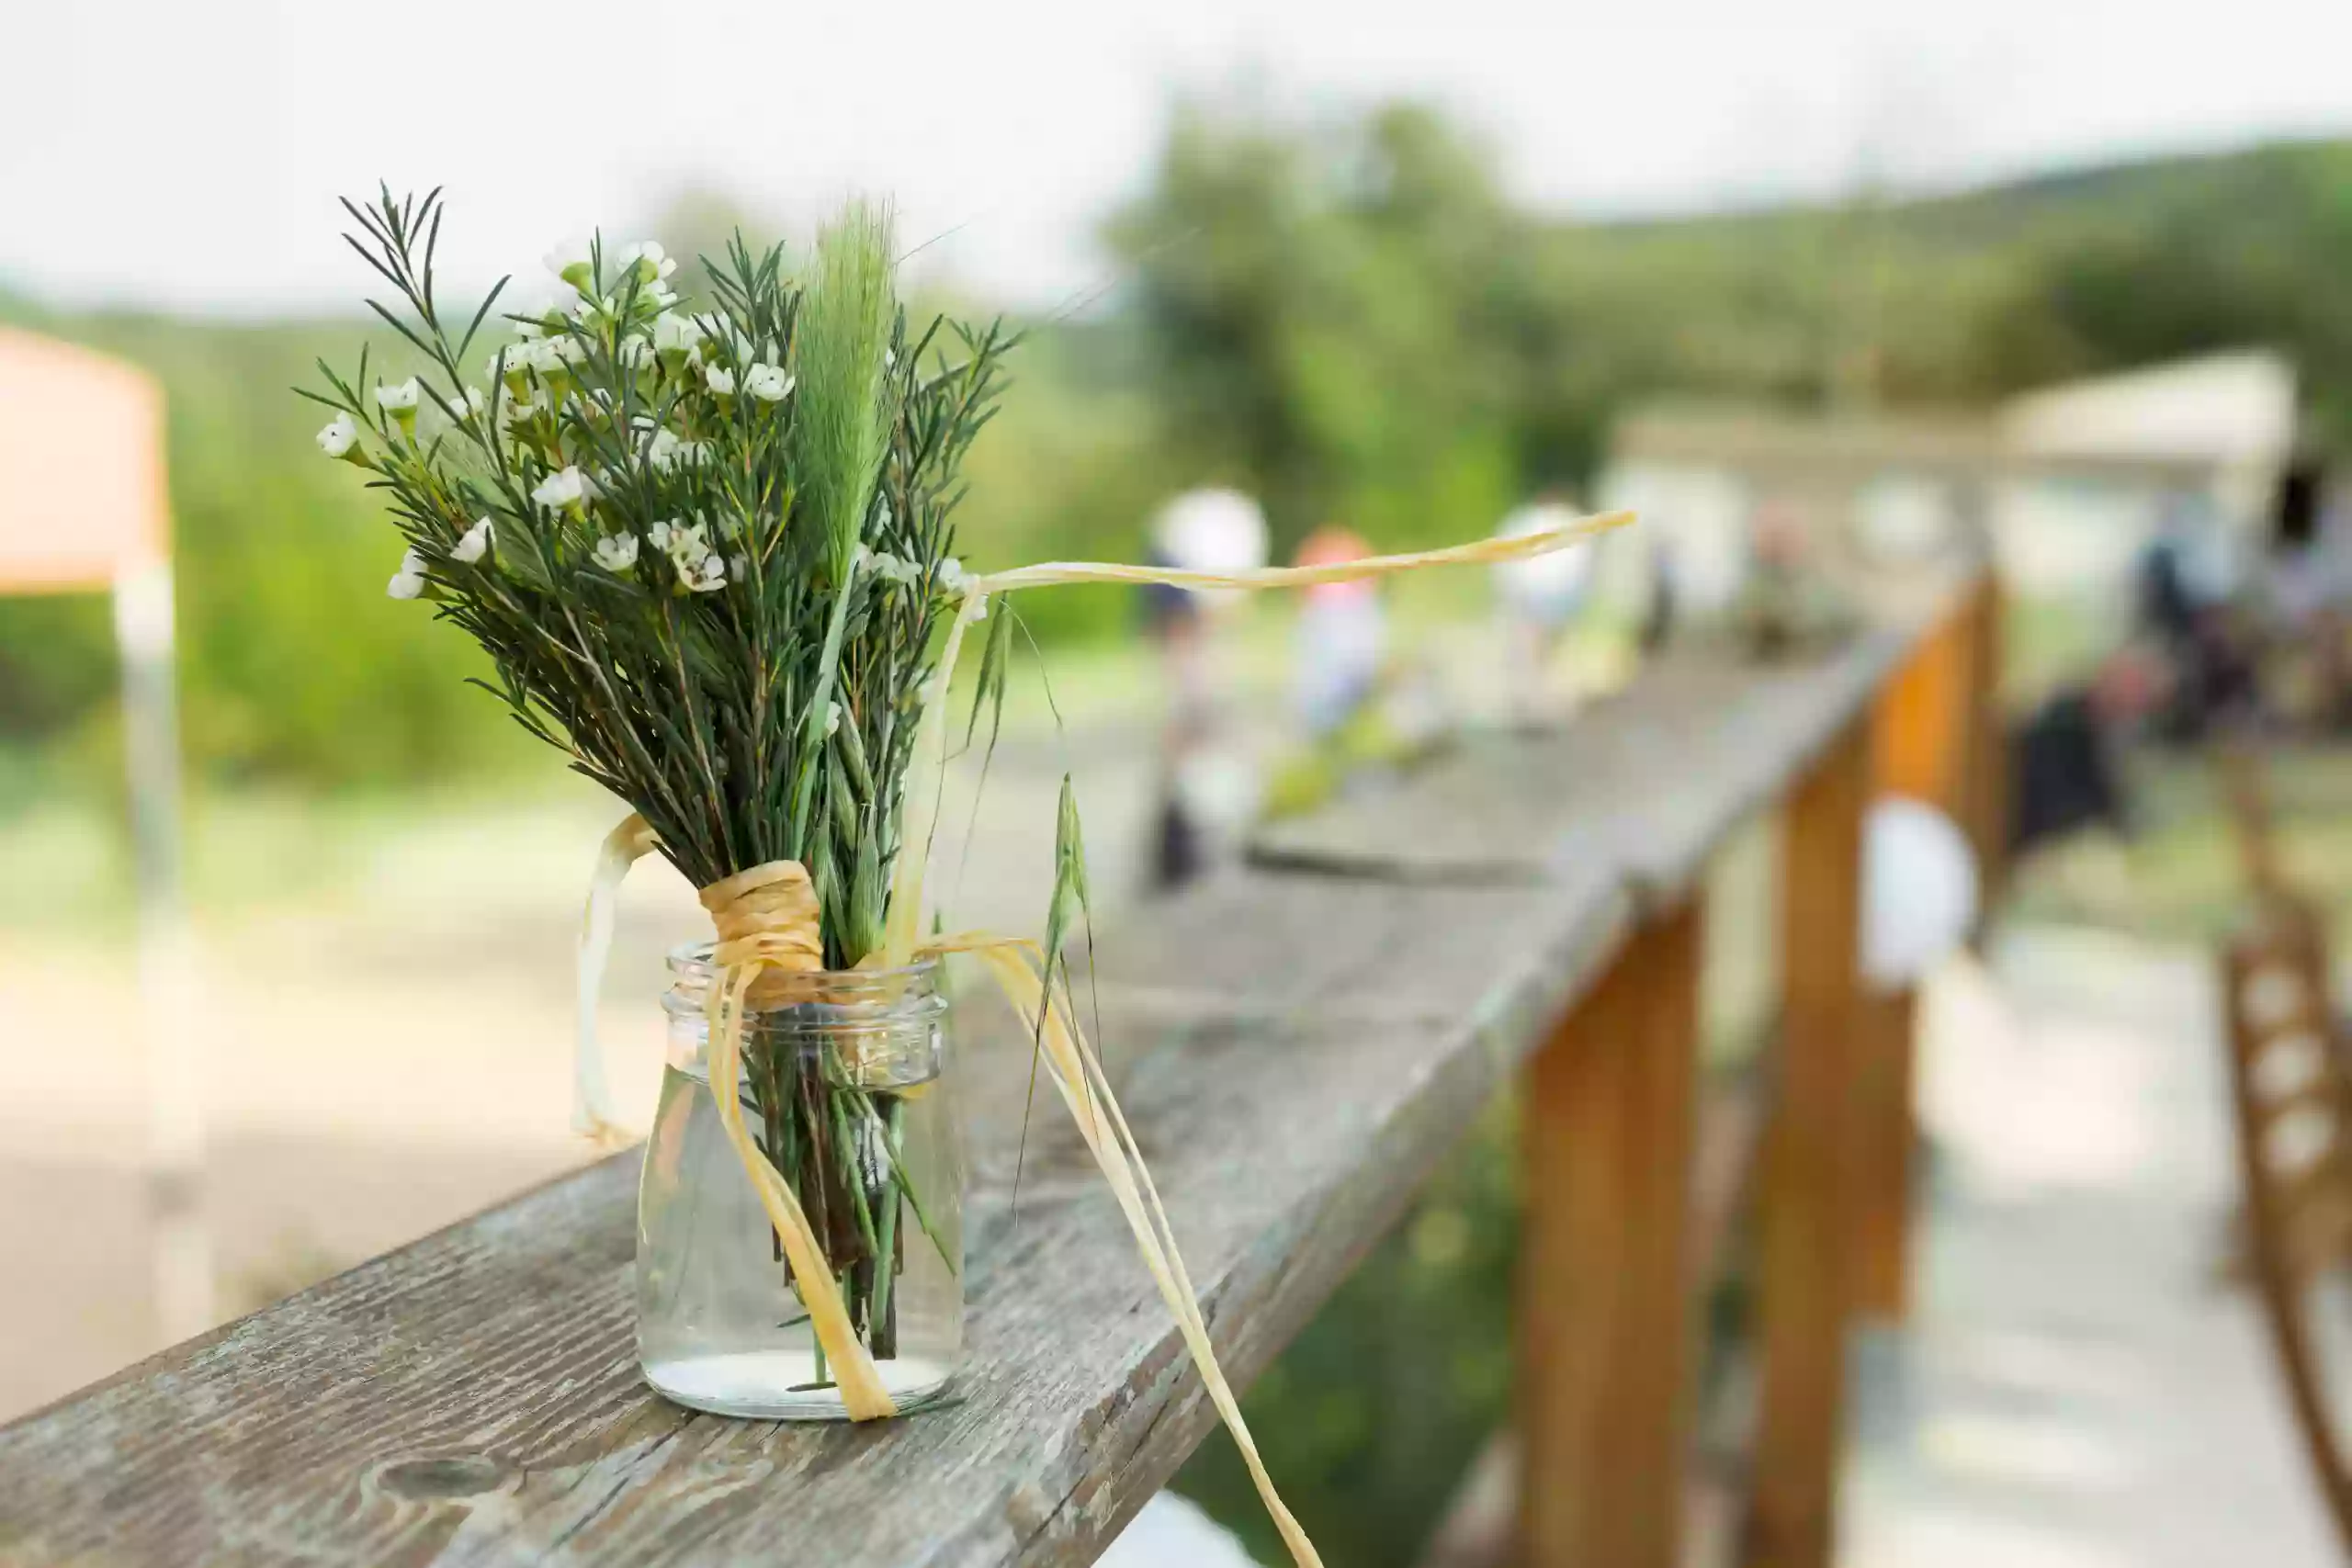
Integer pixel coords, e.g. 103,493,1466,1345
1106,103,1536,556
0,304,530,784
306,189,1012,964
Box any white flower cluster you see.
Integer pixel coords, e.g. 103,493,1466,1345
647,519,729,592
647,426,706,470
533,466,598,512
334,231,893,611
861,548,926,588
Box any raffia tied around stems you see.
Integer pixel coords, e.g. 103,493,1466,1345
696,858,899,1420
701,861,826,982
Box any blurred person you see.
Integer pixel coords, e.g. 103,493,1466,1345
2258,458,2352,731
1724,502,1856,661
1291,524,1382,739
2008,647,2168,859
1142,488,1268,720
1490,491,1595,721
1638,533,1679,656
1145,705,1261,894
1137,488,1269,892
2137,491,2256,742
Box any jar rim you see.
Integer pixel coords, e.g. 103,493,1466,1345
663,942,942,987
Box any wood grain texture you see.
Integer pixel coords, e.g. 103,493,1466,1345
1250,628,1915,908
0,870,1631,1568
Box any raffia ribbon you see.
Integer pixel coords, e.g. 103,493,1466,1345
573,505,1634,1568
695,859,899,1422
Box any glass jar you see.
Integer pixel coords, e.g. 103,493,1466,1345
637,946,965,1420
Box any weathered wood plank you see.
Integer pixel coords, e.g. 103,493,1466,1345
1249,627,1915,907
0,869,1631,1568
1,585,1952,1568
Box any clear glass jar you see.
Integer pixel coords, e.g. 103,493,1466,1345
637,946,965,1420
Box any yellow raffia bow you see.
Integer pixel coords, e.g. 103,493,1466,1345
573,506,1633,1568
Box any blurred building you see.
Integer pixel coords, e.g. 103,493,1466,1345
1593,350,2298,614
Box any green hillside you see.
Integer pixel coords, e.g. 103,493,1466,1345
1542,135,2352,420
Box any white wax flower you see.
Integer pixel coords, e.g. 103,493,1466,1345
863,550,921,587
544,239,593,289
744,363,794,402
461,387,487,417
532,466,592,511
662,522,710,563
386,547,427,600
652,312,704,357
316,412,359,458
593,533,640,572
375,378,421,413
617,241,677,284
729,552,748,581
682,554,727,593
452,516,493,564
647,428,705,471
647,519,675,552
496,386,547,430
704,365,736,396
937,557,970,592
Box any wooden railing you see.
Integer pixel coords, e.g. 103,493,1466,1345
0,576,2005,1568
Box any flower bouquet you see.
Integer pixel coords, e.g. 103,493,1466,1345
311,186,1625,1567
311,188,1012,1424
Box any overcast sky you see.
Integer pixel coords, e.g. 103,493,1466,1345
6,0,2349,317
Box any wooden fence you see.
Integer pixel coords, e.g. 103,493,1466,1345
0,575,2005,1568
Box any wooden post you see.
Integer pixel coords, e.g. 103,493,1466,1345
1852,596,1973,1324
1745,717,1871,1568
1847,987,1918,1320
1520,897,1705,1568
1962,575,2008,912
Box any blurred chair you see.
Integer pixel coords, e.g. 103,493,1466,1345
2218,743,2352,1557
